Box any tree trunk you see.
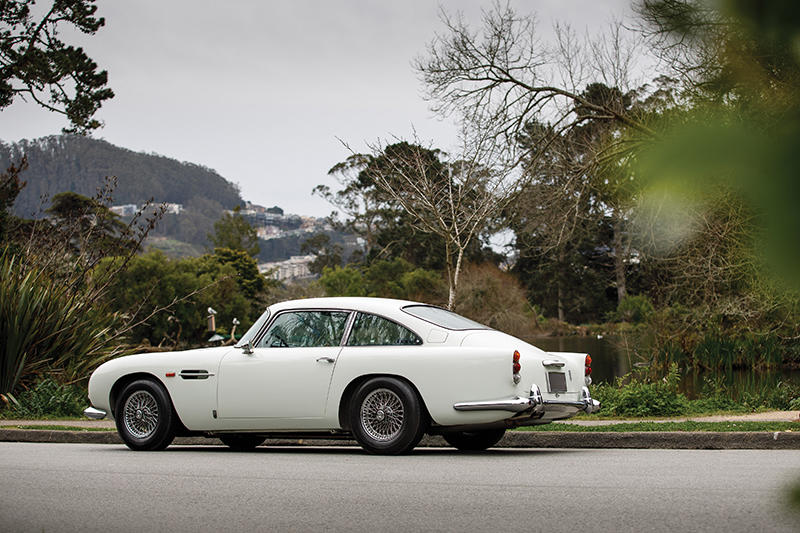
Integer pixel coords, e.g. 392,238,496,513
447,247,464,310
557,248,565,322
613,217,627,303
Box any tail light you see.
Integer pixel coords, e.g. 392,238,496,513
585,354,592,376
512,350,521,383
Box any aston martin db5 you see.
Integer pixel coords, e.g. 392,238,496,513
84,297,600,454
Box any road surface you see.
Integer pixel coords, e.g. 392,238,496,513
1,443,798,532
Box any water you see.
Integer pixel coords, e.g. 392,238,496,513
526,335,800,399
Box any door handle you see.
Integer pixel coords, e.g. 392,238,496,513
316,357,335,364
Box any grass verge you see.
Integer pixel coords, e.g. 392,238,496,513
0,425,114,432
517,421,800,432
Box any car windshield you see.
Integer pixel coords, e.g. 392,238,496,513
235,309,271,347
401,305,489,331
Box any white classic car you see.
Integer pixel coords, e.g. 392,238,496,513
85,297,599,454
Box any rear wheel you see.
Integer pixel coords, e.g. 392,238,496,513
443,429,506,451
115,379,175,451
220,434,266,451
349,377,426,455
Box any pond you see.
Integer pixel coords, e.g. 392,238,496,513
527,335,800,399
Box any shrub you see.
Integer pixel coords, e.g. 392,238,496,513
3,377,85,418
592,364,689,417
453,263,539,338
1,252,121,395
612,294,654,324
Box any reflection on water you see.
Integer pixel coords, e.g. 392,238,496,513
526,335,799,399
526,336,631,385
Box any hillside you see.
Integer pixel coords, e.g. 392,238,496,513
0,135,244,248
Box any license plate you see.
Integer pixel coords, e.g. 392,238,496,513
548,372,567,393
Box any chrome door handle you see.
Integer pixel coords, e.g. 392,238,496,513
316,357,335,364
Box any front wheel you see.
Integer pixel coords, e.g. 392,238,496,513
220,434,266,451
443,429,506,451
349,377,426,455
115,379,176,451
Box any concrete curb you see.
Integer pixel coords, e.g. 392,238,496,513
2,428,799,450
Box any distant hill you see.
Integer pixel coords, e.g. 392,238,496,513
1,135,243,215
0,135,244,248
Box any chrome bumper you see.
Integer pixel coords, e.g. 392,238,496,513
83,406,107,420
453,385,600,415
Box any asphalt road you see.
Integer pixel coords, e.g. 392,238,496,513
1,443,799,533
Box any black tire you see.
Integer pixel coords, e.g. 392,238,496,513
349,377,426,455
220,434,266,451
443,429,506,451
115,379,176,451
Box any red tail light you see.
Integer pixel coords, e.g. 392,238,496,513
512,350,521,382
585,354,592,376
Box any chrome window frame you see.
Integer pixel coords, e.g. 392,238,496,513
344,311,423,347
252,308,354,349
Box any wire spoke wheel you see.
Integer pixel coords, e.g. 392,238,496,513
123,390,160,439
360,388,405,442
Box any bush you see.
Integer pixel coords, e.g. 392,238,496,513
1,252,121,395
2,377,85,418
453,263,539,338
592,364,689,417
612,294,654,324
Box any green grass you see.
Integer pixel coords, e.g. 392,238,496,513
516,421,800,432
0,424,114,431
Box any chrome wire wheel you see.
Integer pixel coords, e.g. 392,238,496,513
123,390,159,439
360,388,404,442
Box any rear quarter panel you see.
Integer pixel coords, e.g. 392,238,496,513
328,344,521,426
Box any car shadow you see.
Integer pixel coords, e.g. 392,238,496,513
126,445,590,456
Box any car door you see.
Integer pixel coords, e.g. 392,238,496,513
217,309,351,422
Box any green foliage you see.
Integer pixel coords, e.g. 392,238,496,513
612,295,655,324
318,265,368,297
0,157,27,244
301,233,343,274
592,365,690,417
0,0,113,133
208,207,259,257
98,249,269,346
0,252,120,394
319,258,446,303
2,377,85,418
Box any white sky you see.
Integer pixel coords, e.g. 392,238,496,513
0,0,634,217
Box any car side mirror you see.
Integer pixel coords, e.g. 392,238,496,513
241,341,254,355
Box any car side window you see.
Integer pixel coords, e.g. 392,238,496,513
257,311,350,348
346,312,422,346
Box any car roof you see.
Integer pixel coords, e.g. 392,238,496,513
269,297,429,314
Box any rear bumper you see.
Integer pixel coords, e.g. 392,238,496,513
453,385,600,416
83,406,107,420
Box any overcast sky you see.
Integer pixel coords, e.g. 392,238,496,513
0,0,634,217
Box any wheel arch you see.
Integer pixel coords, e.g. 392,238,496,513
110,372,190,435
337,373,430,431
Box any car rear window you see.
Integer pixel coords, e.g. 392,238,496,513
401,305,489,331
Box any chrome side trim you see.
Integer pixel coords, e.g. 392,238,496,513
84,406,107,420
453,396,534,413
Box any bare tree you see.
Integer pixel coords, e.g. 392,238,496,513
361,129,516,310
414,2,657,163
415,3,657,306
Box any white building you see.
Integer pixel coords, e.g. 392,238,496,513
259,255,316,282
